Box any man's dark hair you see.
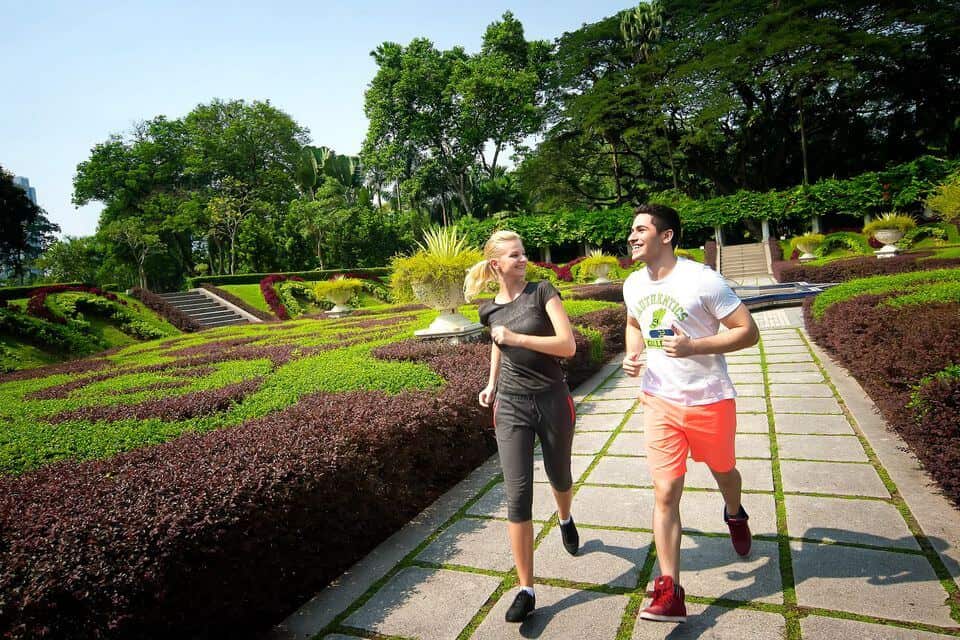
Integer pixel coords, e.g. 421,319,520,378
634,203,681,248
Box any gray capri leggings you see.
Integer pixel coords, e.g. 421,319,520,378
493,383,576,523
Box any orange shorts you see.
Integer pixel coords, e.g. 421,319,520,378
643,392,737,481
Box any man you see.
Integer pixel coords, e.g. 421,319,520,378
622,204,759,623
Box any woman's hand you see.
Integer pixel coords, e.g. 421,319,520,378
490,325,519,347
479,384,496,408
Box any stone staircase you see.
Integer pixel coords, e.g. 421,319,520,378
719,242,770,283
157,290,250,329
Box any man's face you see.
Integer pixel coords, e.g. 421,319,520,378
628,213,672,262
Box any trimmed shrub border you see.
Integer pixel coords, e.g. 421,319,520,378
773,253,960,283
199,283,276,322
129,288,201,333
186,267,390,289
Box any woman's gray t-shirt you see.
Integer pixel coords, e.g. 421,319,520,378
479,280,566,394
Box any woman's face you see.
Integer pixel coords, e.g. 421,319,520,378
492,239,527,280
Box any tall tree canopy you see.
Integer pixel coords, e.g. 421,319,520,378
0,166,60,284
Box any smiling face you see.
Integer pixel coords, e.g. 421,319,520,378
628,213,674,263
490,239,527,282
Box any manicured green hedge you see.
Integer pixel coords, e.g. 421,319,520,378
810,268,960,319
185,267,390,289
0,282,84,302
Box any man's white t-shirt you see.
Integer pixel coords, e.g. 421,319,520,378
623,257,743,406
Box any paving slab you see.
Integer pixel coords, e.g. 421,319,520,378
342,566,500,640
652,537,783,603
585,455,651,486
781,460,889,497
589,385,642,400
632,602,787,639
576,413,624,431
771,397,842,414
577,398,636,414
728,363,764,373
737,433,772,459
790,541,955,626
784,495,920,550
800,615,959,640
777,434,868,462
726,355,762,365
765,352,814,363
763,345,811,354
767,371,825,384
572,430,611,454
468,482,560,520
737,412,771,433
683,459,773,492
766,362,821,373
602,374,645,388
680,490,778,537
607,431,646,455
533,453,594,484
623,412,645,431
735,396,767,413
533,527,651,588
417,517,529,571
575,485,655,529
773,413,854,435
472,583,629,640
736,384,765,397
768,383,834,397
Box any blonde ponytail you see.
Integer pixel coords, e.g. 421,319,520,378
464,259,496,302
462,229,523,302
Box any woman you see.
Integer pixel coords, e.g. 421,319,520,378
464,230,579,623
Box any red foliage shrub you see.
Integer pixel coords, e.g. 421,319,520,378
259,274,305,320
0,357,113,383
25,285,126,324
804,295,960,507
130,288,201,332
48,378,265,423
567,283,624,303
774,253,960,283
767,238,783,262
0,310,623,638
200,284,276,322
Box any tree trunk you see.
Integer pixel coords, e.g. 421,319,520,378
798,94,810,187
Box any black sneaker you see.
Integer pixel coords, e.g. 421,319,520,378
505,590,535,622
559,516,580,555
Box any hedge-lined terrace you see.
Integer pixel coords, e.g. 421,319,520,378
0,296,624,638
804,268,960,506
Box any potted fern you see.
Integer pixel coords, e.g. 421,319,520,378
390,226,483,338
790,233,825,262
863,213,916,258
314,276,363,317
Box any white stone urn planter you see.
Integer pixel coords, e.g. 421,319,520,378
873,229,904,259
411,279,482,340
325,289,354,317
796,242,819,262
592,263,612,284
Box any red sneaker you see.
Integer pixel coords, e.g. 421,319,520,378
724,505,752,556
639,575,687,623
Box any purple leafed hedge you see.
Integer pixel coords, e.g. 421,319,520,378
200,283,276,322
773,253,960,283
0,312,626,639
129,287,201,332
804,296,960,506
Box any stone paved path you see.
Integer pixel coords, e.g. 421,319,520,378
274,310,960,640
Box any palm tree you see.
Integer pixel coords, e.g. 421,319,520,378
620,1,664,64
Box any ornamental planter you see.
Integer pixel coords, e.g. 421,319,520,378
873,229,904,259
592,263,612,284
324,289,354,317
796,242,819,262
411,279,482,341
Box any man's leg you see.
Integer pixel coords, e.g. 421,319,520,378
652,474,685,581
711,467,742,517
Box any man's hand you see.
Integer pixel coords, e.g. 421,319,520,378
622,352,643,377
663,325,696,358
490,326,518,347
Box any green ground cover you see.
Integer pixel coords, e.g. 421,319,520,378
810,268,960,319
0,299,618,475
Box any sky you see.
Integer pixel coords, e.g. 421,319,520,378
2,0,631,239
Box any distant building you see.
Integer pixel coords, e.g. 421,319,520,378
12,176,38,205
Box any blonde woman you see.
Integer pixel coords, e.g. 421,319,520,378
464,230,579,623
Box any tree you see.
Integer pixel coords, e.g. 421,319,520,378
0,166,60,284
34,236,103,283
102,219,161,289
